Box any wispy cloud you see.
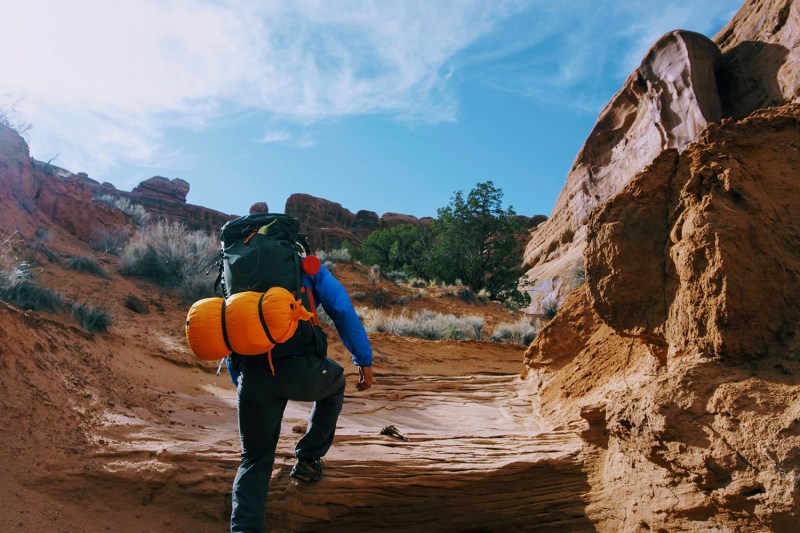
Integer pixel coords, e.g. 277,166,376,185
255,131,292,144
0,0,741,181
457,0,741,113
0,0,520,178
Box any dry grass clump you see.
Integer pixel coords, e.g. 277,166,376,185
94,194,150,227
0,231,65,312
366,309,484,341
490,318,539,345
71,302,113,333
66,255,108,278
120,220,219,301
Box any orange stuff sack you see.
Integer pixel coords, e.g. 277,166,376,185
185,298,230,361
185,287,314,361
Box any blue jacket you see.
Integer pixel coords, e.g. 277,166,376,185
225,264,372,385
303,264,372,367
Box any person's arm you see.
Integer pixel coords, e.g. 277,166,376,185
310,265,373,388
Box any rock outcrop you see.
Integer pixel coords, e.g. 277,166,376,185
524,105,800,530
131,176,190,203
91,176,233,233
285,193,434,250
523,0,800,313
715,0,799,118
0,125,129,240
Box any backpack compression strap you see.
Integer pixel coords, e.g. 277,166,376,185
220,299,233,354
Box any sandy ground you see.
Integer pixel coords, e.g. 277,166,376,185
0,232,583,532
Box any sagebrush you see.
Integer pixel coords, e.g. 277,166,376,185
120,220,218,301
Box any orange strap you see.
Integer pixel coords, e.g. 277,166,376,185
243,229,258,244
301,287,320,326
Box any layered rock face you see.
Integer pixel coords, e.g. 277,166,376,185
523,0,800,313
0,125,129,240
285,193,433,250
524,105,800,530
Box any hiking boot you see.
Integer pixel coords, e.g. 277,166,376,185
290,457,324,482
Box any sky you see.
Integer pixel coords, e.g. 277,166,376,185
0,0,742,220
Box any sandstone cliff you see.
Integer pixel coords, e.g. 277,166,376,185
524,104,800,530
523,0,800,313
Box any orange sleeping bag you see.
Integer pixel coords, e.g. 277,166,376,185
185,286,313,361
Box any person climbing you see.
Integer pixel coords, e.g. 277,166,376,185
225,206,374,533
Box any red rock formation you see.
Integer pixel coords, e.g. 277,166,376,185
85,178,234,234
131,176,190,203
523,0,800,313
0,125,128,240
524,104,800,530
285,193,432,250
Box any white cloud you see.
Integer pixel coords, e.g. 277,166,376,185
0,0,521,178
256,131,292,144
0,0,742,180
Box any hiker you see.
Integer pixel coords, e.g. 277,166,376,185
226,215,374,533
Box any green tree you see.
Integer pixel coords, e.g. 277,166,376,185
359,223,432,275
431,181,529,304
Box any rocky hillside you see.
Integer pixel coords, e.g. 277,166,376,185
523,0,799,313
525,103,800,530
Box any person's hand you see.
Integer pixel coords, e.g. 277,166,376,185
357,366,373,391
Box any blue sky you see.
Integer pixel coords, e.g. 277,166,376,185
1,0,742,220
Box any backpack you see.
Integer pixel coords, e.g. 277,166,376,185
214,213,327,370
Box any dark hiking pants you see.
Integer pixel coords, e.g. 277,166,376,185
230,355,346,533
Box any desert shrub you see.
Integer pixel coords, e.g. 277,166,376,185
120,220,218,301
89,226,131,255
95,194,150,227
569,258,586,289
491,318,539,345
408,277,427,288
328,248,351,262
542,298,559,320
396,295,410,306
351,291,367,301
0,280,65,312
35,228,51,241
71,302,112,333
66,255,108,278
457,286,475,303
384,270,408,283
476,288,491,303
32,242,59,263
367,309,484,341
368,264,381,286
440,283,460,297
372,288,388,308
0,232,65,311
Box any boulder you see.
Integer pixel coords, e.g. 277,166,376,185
131,176,190,203
523,30,723,312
